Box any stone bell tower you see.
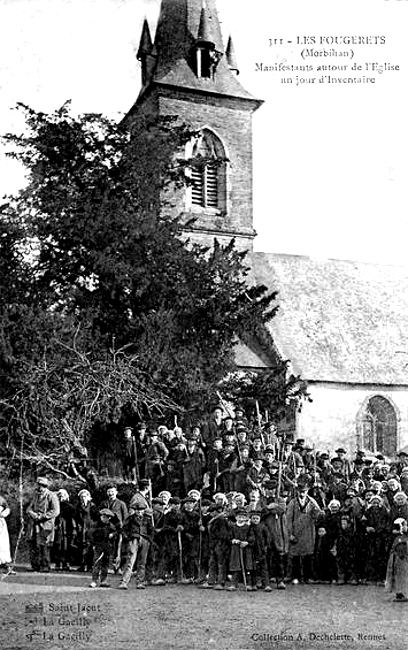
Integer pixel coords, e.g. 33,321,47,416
128,0,262,252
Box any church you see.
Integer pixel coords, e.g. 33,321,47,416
128,0,408,456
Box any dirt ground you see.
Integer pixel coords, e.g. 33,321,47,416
0,570,406,650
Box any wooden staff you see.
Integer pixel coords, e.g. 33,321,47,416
239,545,248,591
277,437,283,497
132,434,139,485
147,478,155,529
255,400,265,448
177,529,184,582
198,493,203,579
313,445,317,485
216,390,234,418
214,458,219,493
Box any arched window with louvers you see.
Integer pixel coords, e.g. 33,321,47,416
186,129,228,213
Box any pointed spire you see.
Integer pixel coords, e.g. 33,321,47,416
133,0,261,107
226,36,239,75
137,18,157,87
197,1,215,48
137,19,153,60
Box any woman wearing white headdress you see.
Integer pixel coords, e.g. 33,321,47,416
0,495,12,567
385,517,408,602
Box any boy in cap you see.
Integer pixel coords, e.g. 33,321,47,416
100,484,128,573
227,509,255,591
206,497,230,589
154,496,181,585
247,455,268,494
89,509,116,588
177,496,200,583
249,510,271,591
197,499,212,585
118,503,153,590
26,477,60,572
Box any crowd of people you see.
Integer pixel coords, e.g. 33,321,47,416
3,403,408,601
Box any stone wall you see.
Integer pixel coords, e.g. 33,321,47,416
297,381,408,455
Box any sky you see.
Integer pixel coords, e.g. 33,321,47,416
0,0,407,265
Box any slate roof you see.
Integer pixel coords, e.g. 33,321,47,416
252,252,408,385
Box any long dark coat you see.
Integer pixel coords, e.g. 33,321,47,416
229,522,254,571
287,495,322,556
26,489,60,544
262,498,289,554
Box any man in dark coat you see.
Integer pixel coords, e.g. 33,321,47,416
287,483,322,584
262,480,288,590
364,494,390,583
201,405,224,448
183,435,206,493
122,427,137,482
153,497,181,584
26,477,60,572
145,431,169,494
218,443,238,494
53,489,77,571
75,488,98,572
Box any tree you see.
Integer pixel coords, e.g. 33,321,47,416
0,102,306,469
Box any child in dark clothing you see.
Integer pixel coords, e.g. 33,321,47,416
206,504,231,589
336,514,358,585
314,525,337,583
249,510,271,591
89,509,116,588
227,509,255,591
118,503,153,589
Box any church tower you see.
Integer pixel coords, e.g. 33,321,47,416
128,0,262,251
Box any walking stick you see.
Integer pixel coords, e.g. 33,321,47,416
132,434,139,486
177,529,185,582
277,437,282,498
255,400,265,448
238,544,248,591
214,458,219,493
216,390,234,418
113,533,122,573
198,495,203,580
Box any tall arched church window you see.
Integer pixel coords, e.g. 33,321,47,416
358,396,397,457
187,129,227,212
